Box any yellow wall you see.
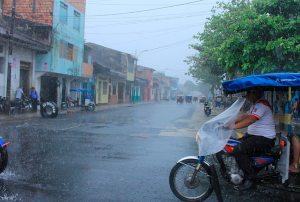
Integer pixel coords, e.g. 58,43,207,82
96,74,109,104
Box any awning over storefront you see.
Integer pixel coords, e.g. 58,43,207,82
136,77,150,85
109,70,127,79
93,62,127,79
36,71,88,82
93,62,110,74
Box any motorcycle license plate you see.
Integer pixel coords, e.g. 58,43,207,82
206,111,210,113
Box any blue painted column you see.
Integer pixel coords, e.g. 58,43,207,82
288,87,292,137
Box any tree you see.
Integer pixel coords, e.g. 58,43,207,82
219,0,300,75
186,0,252,93
184,80,197,93
197,82,211,96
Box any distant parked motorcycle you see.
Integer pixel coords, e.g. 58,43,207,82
61,96,79,109
0,96,5,112
204,101,211,116
11,98,32,114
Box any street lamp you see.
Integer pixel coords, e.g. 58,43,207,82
133,50,148,104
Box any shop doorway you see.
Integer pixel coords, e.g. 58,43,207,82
20,61,30,96
62,78,66,103
41,76,58,103
98,81,101,104
91,84,95,102
108,85,111,102
118,83,124,103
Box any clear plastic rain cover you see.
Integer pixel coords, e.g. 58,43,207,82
197,98,246,156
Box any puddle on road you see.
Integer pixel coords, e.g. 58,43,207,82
130,134,149,138
92,126,108,129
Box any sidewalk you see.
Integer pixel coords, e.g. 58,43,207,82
0,101,156,122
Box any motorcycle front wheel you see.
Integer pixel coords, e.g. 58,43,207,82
169,159,213,202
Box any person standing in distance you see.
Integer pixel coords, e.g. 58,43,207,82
16,86,26,100
29,87,39,112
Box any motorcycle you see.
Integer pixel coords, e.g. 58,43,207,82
0,96,5,112
11,98,32,114
61,89,96,111
169,98,293,202
61,96,78,109
204,101,211,116
169,72,300,201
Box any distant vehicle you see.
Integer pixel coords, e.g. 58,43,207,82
199,96,207,103
193,96,198,102
176,95,184,104
204,101,211,116
185,95,193,103
61,89,96,111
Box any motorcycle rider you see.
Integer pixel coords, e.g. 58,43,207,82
231,89,276,191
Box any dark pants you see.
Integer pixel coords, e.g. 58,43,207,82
233,135,275,181
32,98,38,112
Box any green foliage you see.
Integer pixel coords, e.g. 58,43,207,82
197,82,211,95
186,0,251,92
184,80,197,92
188,0,300,82
219,0,300,75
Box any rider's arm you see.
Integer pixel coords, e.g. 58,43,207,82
233,116,258,129
235,114,248,124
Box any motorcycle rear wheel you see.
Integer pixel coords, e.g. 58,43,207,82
86,103,95,111
0,148,8,174
169,159,213,202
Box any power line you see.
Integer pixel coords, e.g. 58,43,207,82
83,0,205,17
85,23,203,35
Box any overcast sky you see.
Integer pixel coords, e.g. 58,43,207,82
84,0,228,84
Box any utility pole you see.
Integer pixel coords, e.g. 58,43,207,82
5,0,16,116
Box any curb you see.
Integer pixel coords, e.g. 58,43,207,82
0,101,157,122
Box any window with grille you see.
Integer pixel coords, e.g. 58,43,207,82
60,2,68,23
103,82,107,94
60,40,78,62
73,11,80,30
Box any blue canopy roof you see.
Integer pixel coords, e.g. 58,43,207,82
70,89,93,93
222,73,300,94
70,89,93,99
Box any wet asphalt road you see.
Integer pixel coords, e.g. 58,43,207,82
0,101,299,202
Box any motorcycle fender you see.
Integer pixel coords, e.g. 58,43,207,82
177,156,199,163
177,156,211,167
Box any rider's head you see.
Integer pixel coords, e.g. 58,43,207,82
247,89,263,103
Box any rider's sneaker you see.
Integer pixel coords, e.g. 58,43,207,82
234,179,256,191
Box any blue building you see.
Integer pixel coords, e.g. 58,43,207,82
34,0,87,106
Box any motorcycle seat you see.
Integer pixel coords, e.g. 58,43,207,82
262,145,282,156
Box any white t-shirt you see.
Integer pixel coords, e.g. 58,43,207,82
246,99,276,139
16,88,23,99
